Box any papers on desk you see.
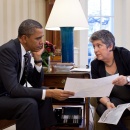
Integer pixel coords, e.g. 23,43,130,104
98,103,130,125
64,74,118,97
70,68,90,72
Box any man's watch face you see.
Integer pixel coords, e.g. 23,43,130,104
127,77,130,82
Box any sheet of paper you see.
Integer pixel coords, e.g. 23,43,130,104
98,103,130,125
70,68,90,72
64,74,118,97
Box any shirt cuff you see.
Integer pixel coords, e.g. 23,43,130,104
42,90,46,100
34,64,42,72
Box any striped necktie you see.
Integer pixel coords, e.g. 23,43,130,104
23,52,31,87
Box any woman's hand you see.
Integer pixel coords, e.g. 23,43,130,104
100,97,115,109
112,75,127,86
105,101,115,109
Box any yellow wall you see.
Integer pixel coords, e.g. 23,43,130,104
0,0,46,45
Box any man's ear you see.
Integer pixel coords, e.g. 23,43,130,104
19,35,27,44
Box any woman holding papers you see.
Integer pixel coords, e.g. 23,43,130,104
90,29,130,130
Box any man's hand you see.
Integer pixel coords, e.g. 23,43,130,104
46,89,75,101
32,43,44,61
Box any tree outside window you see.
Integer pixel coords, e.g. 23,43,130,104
88,0,114,67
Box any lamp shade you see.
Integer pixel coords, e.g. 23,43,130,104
45,0,88,63
45,0,88,30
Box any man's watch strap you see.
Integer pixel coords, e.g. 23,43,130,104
34,60,43,64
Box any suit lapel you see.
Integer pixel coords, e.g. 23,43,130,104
13,38,22,81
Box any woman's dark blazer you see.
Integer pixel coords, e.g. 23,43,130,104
91,47,130,101
0,38,44,99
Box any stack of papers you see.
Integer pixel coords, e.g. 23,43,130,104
70,68,90,72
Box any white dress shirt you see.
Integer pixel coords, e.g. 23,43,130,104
20,44,46,100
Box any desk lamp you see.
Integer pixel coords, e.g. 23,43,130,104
45,0,88,63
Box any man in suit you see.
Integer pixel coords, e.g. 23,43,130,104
0,19,74,130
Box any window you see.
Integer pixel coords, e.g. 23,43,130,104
88,0,114,66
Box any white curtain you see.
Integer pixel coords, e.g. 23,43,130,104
0,0,45,45
114,0,130,49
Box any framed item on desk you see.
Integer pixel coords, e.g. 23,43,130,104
54,107,82,127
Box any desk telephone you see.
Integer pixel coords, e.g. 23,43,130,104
54,107,82,127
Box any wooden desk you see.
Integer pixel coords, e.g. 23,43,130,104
43,71,90,130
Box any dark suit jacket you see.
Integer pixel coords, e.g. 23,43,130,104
91,47,130,101
0,38,44,99
91,46,130,78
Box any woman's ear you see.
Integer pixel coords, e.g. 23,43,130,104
108,44,113,52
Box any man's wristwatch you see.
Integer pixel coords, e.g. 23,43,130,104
126,76,130,84
34,60,43,64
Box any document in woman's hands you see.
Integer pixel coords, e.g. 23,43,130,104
98,103,130,125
